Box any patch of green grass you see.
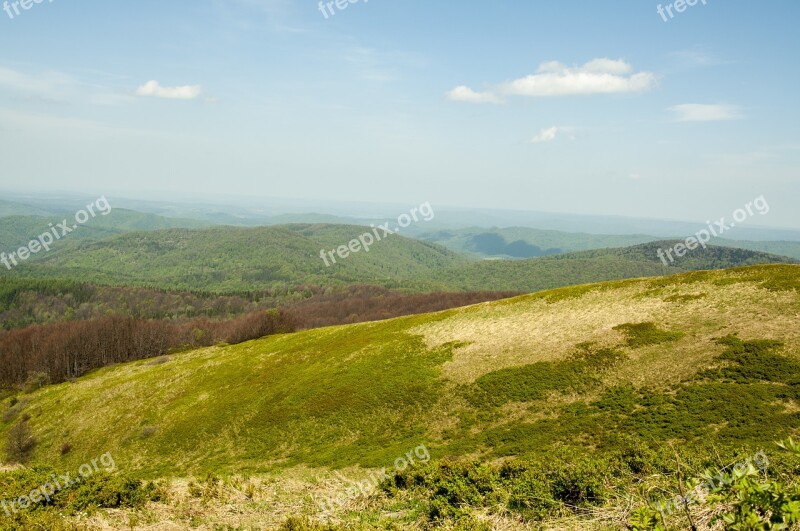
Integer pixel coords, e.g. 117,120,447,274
613,322,685,348
466,344,626,407
663,293,707,303
697,336,798,384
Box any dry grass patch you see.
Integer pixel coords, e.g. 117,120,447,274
413,277,800,388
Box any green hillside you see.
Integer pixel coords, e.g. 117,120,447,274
419,226,657,258
11,263,798,474
2,264,799,529
420,226,800,261
429,240,797,291
716,238,800,260
3,223,794,293
5,225,466,292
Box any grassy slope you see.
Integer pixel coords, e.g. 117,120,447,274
4,264,799,480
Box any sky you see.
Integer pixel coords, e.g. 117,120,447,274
0,0,798,227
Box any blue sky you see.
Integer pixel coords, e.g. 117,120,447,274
1,0,798,227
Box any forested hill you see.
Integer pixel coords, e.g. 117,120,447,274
2,225,795,293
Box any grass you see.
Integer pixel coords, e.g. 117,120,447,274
611,322,684,348
1,264,800,528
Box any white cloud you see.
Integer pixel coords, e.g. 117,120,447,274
448,58,656,104
503,59,656,97
669,103,743,122
530,126,560,144
629,173,641,180
582,58,634,75
446,85,503,104
136,80,202,100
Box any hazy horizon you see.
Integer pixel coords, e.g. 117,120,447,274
1,1,799,227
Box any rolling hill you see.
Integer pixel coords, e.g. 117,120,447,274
4,223,794,293
420,225,800,261
4,225,467,292
418,226,657,258
2,264,799,529
428,240,797,291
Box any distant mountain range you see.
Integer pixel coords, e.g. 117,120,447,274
2,221,794,293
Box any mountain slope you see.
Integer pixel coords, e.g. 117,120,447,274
428,240,796,291
6,225,466,292
4,264,799,479
3,224,794,293
419,226,657,258
419,226,800,261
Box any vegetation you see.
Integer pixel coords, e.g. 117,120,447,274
5,224,467,292
0,466,163,529
0,310,297,388
468,343,626,407
0,279,518,389
1,264,799,528
5,418,35,463
612,322,684,348
421,226,800,260
419,226,656,258
3,223,794,293
0,276,519,331
425,240,795,292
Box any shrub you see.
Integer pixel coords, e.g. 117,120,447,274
613,322,684,348
630,438,800,530
65,474,164,511
23,371,50,392
279,516,341,530
5,419,36,463
547,457,606,506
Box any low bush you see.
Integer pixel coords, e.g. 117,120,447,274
0,466,164,528
613,322,684,348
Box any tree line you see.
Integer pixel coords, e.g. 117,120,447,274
0,310,296,388
0,286,520,389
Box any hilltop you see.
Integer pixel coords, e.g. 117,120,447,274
5,224,466,292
